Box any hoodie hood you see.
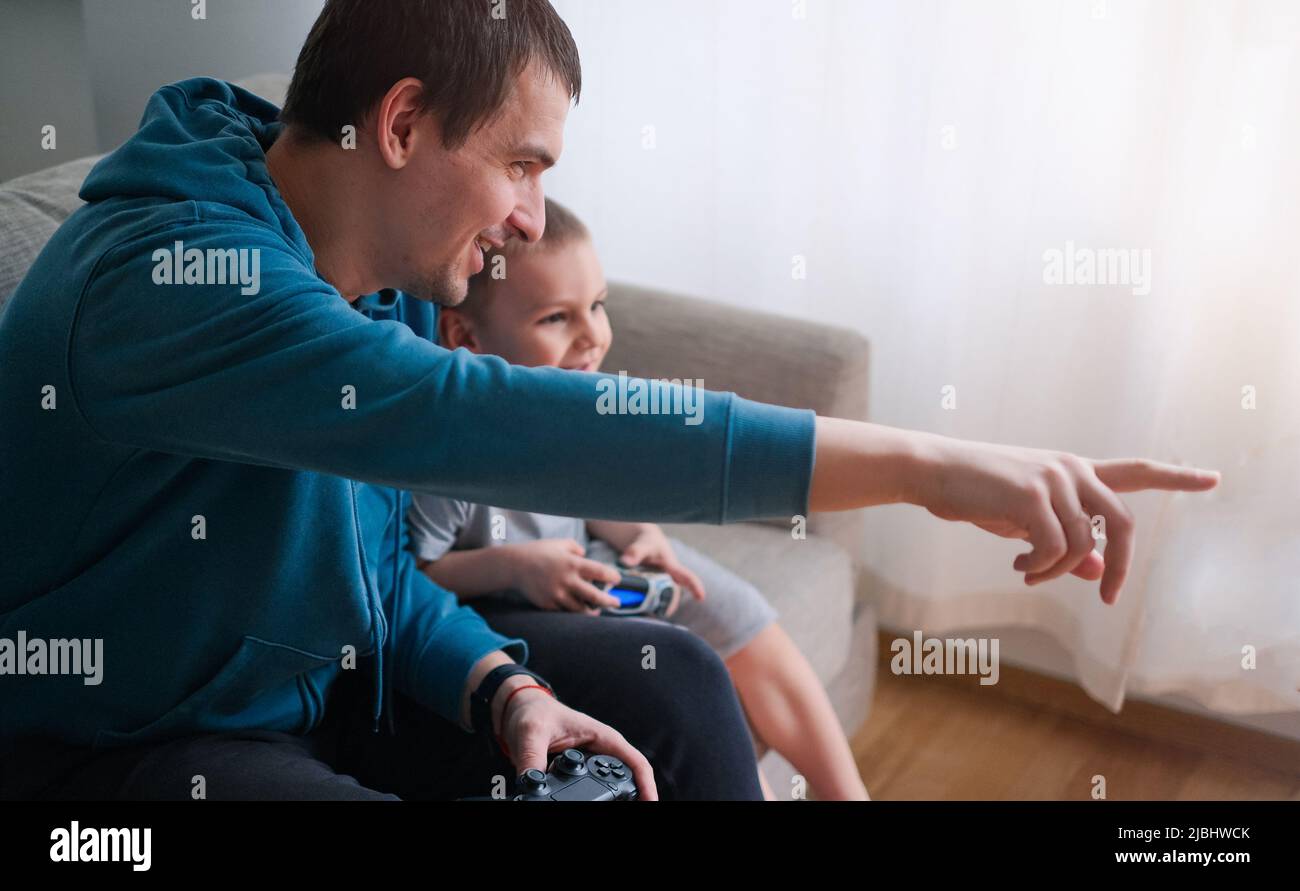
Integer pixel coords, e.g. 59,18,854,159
79,77,313,264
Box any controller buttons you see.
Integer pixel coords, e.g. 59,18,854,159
519,768,548,792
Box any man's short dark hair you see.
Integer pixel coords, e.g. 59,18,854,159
280,0,581,149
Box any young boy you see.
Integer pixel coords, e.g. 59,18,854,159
409,199,869,800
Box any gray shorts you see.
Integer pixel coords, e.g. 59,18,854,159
585,537,778,661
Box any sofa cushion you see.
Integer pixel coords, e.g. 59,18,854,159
0,155,101,315
660,521,855,685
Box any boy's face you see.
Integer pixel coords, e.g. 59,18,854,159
443,238,612,371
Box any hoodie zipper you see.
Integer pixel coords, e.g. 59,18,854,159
347,480,388,733
384,489,404,735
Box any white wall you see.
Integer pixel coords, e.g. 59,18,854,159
1,1,323,179
0,0,98,180
0,0,325,180
80,0,325,151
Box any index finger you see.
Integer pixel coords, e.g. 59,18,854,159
668,563,707,601
1092,458,1220,493
577,558,623,586
570,578,621,611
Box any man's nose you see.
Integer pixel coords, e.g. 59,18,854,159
506,190,545,244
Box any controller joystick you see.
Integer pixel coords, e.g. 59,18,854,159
512,748,637,801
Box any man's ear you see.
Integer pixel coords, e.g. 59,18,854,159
439,309,480,352
374,77,433,170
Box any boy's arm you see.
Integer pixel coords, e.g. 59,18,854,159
584,520,652,553
418,547,524,599
420,542,621,613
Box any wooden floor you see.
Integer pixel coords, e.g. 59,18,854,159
851,660,1300,801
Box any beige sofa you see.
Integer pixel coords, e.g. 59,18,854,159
0,79,878,798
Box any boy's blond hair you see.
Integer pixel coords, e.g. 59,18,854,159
462,197,590,311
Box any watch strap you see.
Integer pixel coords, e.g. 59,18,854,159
470,664,552,737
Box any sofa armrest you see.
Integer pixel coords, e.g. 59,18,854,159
603,281,870,551
604,281,870,421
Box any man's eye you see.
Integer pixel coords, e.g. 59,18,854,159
540,312,566,324
511,161,529,177
592,299,607,312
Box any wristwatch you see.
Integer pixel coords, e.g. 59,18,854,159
469,664,554,738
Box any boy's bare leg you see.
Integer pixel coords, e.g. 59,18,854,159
726,624,870,801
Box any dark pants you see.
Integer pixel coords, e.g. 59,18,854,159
0,604,763,801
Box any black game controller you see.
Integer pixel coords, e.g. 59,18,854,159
513,749,638,801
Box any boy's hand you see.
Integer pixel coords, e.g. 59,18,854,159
510,539,622,614
618,525,707,606
909,436,1220,604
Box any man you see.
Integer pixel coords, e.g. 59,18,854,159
0,0,1218,801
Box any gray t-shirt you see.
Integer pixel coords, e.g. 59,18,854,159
406,493,779,660
407,495,588,563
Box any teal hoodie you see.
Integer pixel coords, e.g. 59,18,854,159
0,78,816,755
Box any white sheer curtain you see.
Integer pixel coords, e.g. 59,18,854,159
548,0,1300,715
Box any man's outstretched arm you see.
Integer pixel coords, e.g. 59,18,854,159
71,228,814,529
809,417,1221,604
73,229,1218,606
